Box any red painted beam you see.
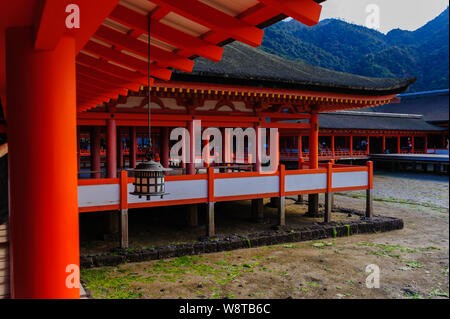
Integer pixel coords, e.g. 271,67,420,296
83,40,172,80
77,82,121,100
109,5,223,62
150,0,264,47
33,0,66,50
76,63,141,91
77,73,128,93
94,25,194,72
77,52,149,83
259,0,322,26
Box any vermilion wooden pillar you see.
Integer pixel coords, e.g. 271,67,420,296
397,136,401,153
254,126,262,172
187,120,195,175
107,118,117,178
129,126,136,168
331,135,335,157
382,136,386,153
118,129,123,169
424,135,428,154
366,136,370,154
349,135,353,156
411,136,415,153
309,110,319,169
77,127,81,172
297,134,302,164
5,28,79,298
307,109,319,217
161,127,169,168
91,126,101,179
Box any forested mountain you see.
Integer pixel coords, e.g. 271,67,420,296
260,7,449,92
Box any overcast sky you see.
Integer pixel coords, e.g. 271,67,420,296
319,0,449,33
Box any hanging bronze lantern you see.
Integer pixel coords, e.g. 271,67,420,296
128,14,171,201
129,160,171,200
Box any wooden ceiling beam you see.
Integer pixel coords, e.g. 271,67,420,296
109,5,223,62
77,52,149,83
77,74,128,95
83,40,171,80
150,0,264,47
94,25,194,72
76,63,141,91
259,0,322,26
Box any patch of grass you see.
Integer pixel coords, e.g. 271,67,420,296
311,241,335,248
429,289,449,298
300,287,309,293
403,291,422,299
306,281,320,287
81,267,144,299
405,261,423,269
345,224,350,236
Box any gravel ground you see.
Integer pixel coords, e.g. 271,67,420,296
81,172,449,299
340,171,449,212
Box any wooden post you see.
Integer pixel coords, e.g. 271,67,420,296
187,205,198,227
161,127,169,169
120,209,129,249
77,126,81,172
187,120,196,175
91,126,101,178
349,135,353,156
309,110,319,169
324,193,332,222
251,199,264,222
307,194,319,217
367,136,370,155
254,126,262,173
206,167,215,237
207,202,215,237
118,129,123,169
331,135,335,157
278,196,285,226
107,118,117,178
295,194,304,204
5,29,79,298
424,135,428,154
366,161,373,218
129,126,136,168
382,136,386,154
411,136,415,154
324,162,333,222
120,170,129,248
397,136,401,154
298,134,303,159
278,164,286,226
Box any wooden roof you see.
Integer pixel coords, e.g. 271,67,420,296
172,41,415,95
0,0,326,113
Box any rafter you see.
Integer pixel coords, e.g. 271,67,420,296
77,74,128,95
77,53,150,83
83,40,167,79
76,64,141,91
109,5,223,62
258,0,322,26
150,0,264,47
94,25,194,72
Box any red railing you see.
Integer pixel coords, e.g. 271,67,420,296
78,161,373,213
